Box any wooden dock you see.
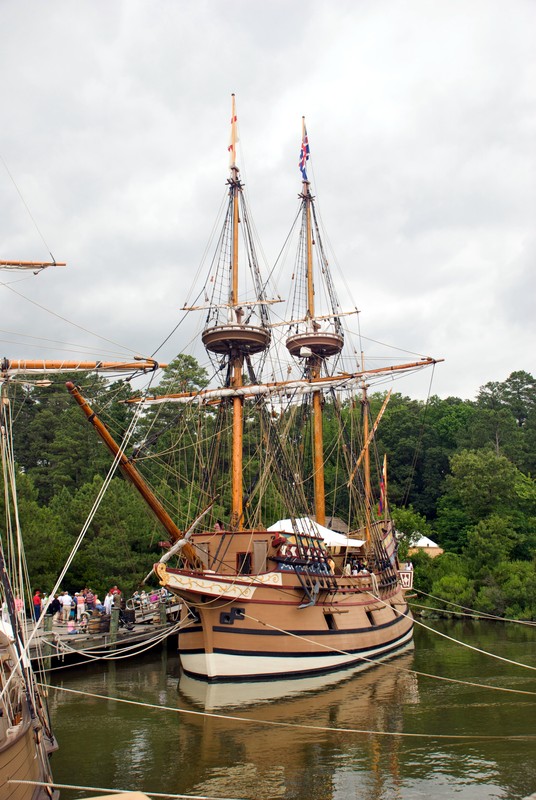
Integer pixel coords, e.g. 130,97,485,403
28,600,182,666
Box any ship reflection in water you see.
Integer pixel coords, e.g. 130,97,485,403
50,621,536,800
177,652,420,800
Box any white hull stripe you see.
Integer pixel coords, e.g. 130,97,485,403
180,626,414,681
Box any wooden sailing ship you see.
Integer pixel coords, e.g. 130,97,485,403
68,98,440,682
0,560,58,800
0,246,167,797
0,348,58,799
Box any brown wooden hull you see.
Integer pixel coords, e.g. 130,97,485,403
0,703,58,800
155,562,413,681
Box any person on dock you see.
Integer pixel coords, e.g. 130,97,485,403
32,590,42,621
85,589,95,611
104,590,114,615
48,594,61,622
76,592,86,621
60,591,72,624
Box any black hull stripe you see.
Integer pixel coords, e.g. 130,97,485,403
180,621,413,661
181,605,410,639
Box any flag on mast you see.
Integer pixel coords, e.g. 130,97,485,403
298,117,310,180
228,94,239,167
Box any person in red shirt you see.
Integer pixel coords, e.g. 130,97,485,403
32,590,42,622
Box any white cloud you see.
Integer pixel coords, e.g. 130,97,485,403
1,0,535,400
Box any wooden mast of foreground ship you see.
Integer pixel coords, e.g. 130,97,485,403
200,94,270,530
285,119,344,527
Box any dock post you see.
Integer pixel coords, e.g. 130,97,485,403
110,606,120,651
159,600,167,626
43,614,54,673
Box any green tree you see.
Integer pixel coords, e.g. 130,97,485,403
465,514,519,575
430,574,476,612
477,370,536,428
435,449,522,551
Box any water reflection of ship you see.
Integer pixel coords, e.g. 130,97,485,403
179,650,418,712
177,652,419,800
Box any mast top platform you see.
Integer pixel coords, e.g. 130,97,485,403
202,323,270,355
286,330,344,359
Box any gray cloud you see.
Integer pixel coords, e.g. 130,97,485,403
1,0,535,401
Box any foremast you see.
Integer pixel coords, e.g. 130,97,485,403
201,95,271,530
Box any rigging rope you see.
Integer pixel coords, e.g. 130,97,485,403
2,375,155,691
412,588,536,627
239,612,536,696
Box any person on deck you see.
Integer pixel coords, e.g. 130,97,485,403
85,590,95,611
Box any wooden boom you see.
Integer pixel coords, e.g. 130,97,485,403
0,260,66,268
2,359,165,375
65,381,202,570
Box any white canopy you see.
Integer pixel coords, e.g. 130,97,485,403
410,534,440,548
267,518,365,548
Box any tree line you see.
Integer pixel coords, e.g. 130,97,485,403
2,361,535,618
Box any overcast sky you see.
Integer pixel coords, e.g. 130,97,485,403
1,0,534,401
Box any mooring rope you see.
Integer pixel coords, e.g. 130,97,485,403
412,588,536,626
374,597,536,672
43,684,536,741
238,612,536,696
9,779,241,800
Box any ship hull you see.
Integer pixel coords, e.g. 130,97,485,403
180,625,414,681
0,702,58,800
156,563,413,681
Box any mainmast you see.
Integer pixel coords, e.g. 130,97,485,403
361,370,372,546
201,95,270,530
286,119,344,526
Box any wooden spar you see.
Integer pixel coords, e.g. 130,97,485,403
347,389,392,485
126,357,443,404
362,376,372,546
65,381,201,568
305,182,315,319
0,260,66,268
303,175,326,526
382,453,388,525
232,356,244,530
229,103,244,530
2,359,165,374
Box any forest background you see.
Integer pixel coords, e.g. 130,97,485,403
3,361,535,620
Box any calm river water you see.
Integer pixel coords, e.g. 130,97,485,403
46,620,535,800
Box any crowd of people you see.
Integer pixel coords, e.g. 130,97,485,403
31,585,122,623
342,559,370,576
